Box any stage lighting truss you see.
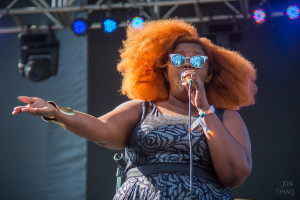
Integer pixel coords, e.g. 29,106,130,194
0,0,251,34
18,29,59,82
0,0,299,34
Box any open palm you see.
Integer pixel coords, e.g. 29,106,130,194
12,96,57,118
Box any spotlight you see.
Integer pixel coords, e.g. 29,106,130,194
286,5,300,20
18,29,59,82
130,16,144,30
252,9,266,24
103,19,118,33
72,18,88,35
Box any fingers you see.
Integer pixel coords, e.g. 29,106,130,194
12,106,44,116
12,110,22,115
181,71,198,81
181,71,194,87
12,105,27,113
18,96,35,104
11,106,37,115
181,71,203,89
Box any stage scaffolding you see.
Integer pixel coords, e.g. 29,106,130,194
0,0,251,33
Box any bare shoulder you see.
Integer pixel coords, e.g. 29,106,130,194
222,109,249,140
96,100,144,149
98,99,143,122
113,99,144,112
222,109,247,129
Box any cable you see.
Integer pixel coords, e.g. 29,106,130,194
188,82,193,200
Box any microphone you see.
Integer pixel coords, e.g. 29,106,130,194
181,72,194,85
186,77,194,85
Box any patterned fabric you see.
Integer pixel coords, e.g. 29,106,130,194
113,101,233,200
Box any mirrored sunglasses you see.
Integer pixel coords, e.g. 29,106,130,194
170,54,208,68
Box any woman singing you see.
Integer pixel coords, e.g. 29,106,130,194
12,19,257,199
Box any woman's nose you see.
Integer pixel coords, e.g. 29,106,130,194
184,58,192,68
184,64,192,68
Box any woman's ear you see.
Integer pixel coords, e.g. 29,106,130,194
205,73,213,83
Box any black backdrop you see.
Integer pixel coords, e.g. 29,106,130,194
87,17,300,200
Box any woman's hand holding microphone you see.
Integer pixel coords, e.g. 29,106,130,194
180,71,210,112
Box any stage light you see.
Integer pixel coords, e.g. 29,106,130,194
286,5,300,20
130,16,144,30
72,18,88,35
18,30,59,82
252,9,266,24
103,19,117,33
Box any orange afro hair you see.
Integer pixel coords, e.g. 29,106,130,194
117,19,257,110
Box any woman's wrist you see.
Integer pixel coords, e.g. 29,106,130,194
197,101,211,112
197,104,215,117
191,104,216,136
47,101,75,116
46,101,59,118
41,101,75,129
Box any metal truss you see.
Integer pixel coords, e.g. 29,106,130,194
0,0,273,34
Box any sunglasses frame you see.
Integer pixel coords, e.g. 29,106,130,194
169,54,208,68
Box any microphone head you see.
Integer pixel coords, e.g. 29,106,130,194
186,77,194,84
181,72,194,85
186,77,194,85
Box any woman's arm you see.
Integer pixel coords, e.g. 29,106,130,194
181,70,252,188
203,108,252,188
13,96,143,150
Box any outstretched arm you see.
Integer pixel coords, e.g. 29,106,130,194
12,96,143,150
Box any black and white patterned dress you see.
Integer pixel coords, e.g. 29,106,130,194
113,101,233,200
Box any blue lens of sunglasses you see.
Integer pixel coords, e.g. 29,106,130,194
171,54,205,68
190,55,204,68
171,54,186,66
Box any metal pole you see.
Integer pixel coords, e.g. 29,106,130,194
0,0,19,18
0,0,240,15
188,81,193,200
1,13,290,34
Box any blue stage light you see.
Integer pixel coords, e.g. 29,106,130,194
252,9,266,24
130,16,144,30
103,19,117,33
286,5,300,20
72,19,88,35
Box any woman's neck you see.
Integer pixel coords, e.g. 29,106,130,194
156,94,199,116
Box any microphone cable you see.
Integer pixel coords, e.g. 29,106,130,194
181,72,195,199
188,79,193,200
